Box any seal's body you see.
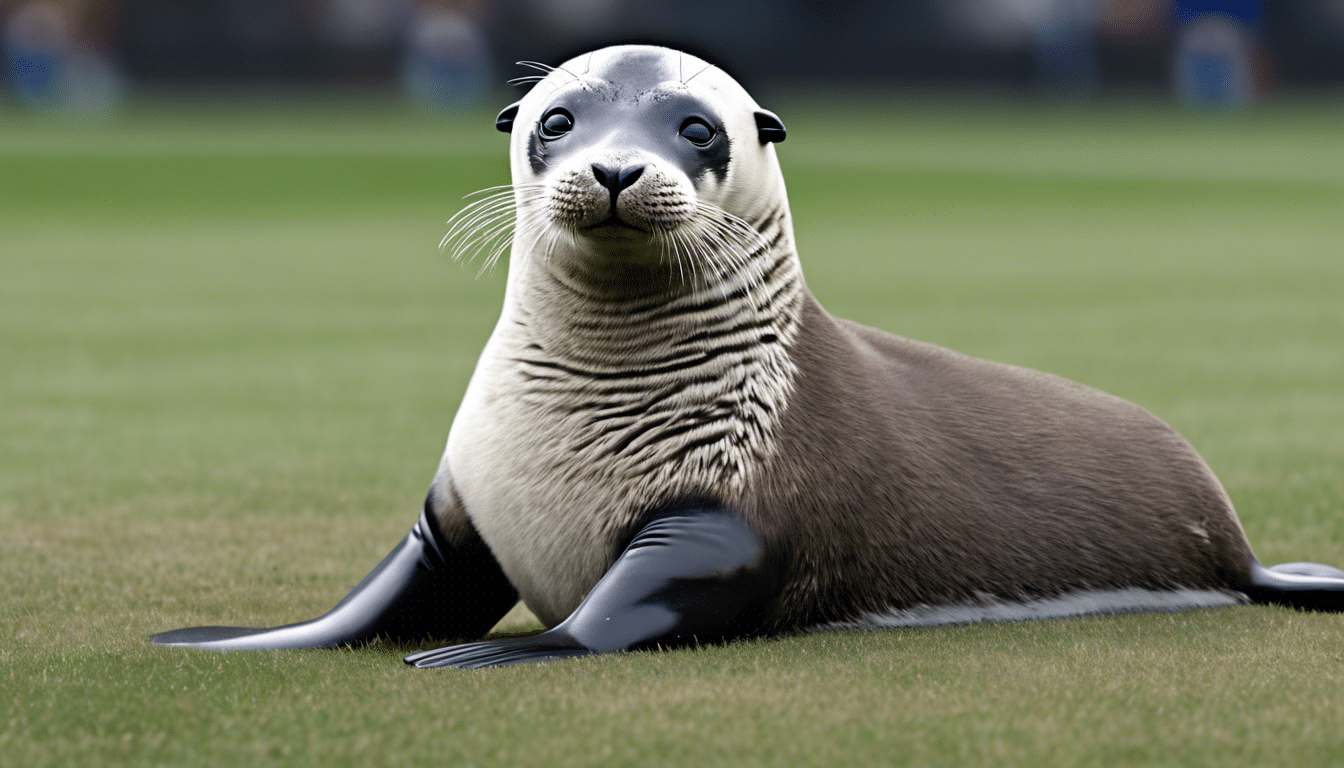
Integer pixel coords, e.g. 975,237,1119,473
153,45,1344,666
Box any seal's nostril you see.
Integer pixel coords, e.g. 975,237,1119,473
616,165,644,191
591,163,613,189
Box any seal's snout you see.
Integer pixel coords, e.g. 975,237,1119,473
548,154,694,236
590,163,647,226
591,163,645,197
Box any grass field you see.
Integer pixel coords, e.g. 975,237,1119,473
3,94,1343,766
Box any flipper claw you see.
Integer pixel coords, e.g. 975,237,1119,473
406,631,592,669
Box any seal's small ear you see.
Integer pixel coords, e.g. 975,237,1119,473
496,103,521,133
754,111,786,144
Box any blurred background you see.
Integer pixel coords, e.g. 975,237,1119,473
4,0,1344,113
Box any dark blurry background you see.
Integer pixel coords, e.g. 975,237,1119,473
4,0,1344,114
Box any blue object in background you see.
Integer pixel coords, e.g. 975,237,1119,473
1172,0,1263,109
3,3,125,116
1173,1,1262,24
6,47,126,115
7,41,61,102
401,7,492,110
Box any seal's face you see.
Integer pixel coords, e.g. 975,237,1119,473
522,85,727,236
495,46,786,273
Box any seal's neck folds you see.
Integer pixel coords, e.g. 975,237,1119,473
495,205,805,494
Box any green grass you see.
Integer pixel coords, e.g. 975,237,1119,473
3,94,1343,766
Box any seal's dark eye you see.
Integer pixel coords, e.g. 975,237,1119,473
539,109,573,140
679,118,715,146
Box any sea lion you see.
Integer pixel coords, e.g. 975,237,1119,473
152,45,1344,668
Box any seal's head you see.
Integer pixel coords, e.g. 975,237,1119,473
491,45,787,276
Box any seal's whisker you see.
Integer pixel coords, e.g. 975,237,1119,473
553,64,591,92
511,208,553,268
696,226,751,302
473,219,521,274
473,204,541,269
701,205,770,277
542,226,571,266
441,213,507,257
440,184,551,262
703,221,762,285
445,194,517,229
517,59,592,92
658,227,685,286
461,182,548,199
716,208,773,256
443,191,520,231
665,231,687,289
441,199,518,254
535,228,553,266
666,223,709,286
457,222,513,266
687,205,769,307
650,229,671,284
541,227,562,267
682,233,704,291
700,202,770,257
660,228,690,291
504,197,556,269
476,196,546,262
683,227,724,299
684,62,714,85
515,61,556,75
448,217,516,266
678,228,707,294
446,190,516,218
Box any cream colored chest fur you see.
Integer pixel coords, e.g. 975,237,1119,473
446,267,801,626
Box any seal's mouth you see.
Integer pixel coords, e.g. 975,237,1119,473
582,215,648,236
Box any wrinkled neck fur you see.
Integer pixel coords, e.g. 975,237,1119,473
496,204,806,494
505,205,803,366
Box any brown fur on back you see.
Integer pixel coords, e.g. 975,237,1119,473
735,295,1254,630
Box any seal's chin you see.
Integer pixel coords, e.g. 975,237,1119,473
556,216,671,271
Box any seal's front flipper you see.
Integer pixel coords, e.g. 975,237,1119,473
1247,560,1344,612
151,501,518,651
406,504,780,669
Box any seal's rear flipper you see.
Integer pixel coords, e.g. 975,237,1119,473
405,504,780,669
151,505,518,651
1247,560,1344,612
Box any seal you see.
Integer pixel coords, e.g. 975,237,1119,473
152,45,1344,667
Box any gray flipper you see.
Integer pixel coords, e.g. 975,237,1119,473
1246,560,1344,612
404,504,780,669
150,503,518,650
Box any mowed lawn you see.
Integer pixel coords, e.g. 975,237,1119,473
2,95,1342,766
